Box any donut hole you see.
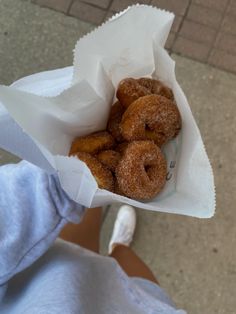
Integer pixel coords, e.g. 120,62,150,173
145,125,165,138
145,124,153,132
144,165,152,172
144,165,153,179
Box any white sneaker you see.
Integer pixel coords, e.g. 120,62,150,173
108,205,136,255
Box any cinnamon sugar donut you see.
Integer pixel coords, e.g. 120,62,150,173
97,150,121,172
116,77,174,110
116,78,151,108
116,141,167,200
137,77,174,101
76,152,114,192
120,94,181,146
69,131,115,156
107,101,125,142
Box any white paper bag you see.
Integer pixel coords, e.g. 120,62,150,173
0,5,215,218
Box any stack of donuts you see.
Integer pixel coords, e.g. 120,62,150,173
69,77,182,200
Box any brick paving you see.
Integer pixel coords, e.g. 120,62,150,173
32,0,236,74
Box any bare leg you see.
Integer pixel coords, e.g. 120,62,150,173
110,244,159,284
60,206,158,284
60,207,102,253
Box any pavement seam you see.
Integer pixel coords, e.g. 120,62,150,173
103,0,113,22
171,0,192,54
67,0,74,15
76,0,108,11
206,0,231,61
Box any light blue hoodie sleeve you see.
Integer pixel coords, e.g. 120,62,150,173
0,161,85,287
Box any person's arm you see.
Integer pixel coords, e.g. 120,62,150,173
0,160,85,286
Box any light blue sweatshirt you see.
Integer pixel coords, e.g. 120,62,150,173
0,161,186,314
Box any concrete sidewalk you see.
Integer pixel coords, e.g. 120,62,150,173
1,1,236,313
33,0,236,74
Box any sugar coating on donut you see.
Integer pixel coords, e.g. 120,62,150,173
144,129,167,147
116,141,167,200
97,150,121,172
107,101,125,142
76,152,114,192
69,131,115,155
120,94,181,146
137,77,174,101
114,178,125,196
116,78,151,108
